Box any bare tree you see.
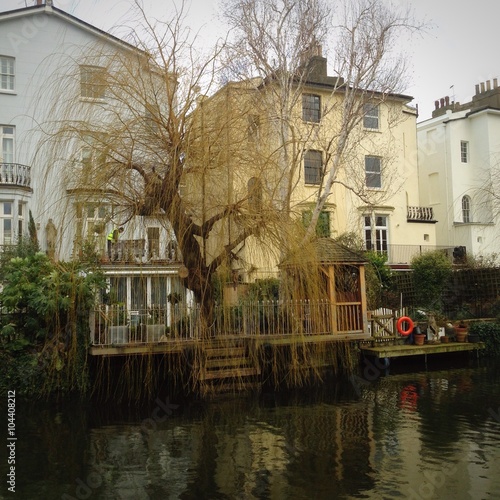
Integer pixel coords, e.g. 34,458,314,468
221,0,424,242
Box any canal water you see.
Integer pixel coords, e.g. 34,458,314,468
2,358,500,499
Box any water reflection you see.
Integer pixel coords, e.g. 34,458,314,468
3,363,500,499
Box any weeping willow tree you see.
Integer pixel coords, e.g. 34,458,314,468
29,1,426,397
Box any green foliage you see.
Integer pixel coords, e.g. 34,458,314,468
246,278,280,301
468,322,500,356
0,244,105,397
411,250,452,311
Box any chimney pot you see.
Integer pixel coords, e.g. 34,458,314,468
475,84,480,95
445,96,450,106
487,80,492,91
440,98,445,107
481,82,486,93
494,78,498,89
434,100,439,110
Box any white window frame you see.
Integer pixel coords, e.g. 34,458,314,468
1,125,15,164
365,156,382,188
363,103,379,129
0,201,14,245
460,141,469,163
0,56,15,92
462,195,471,223
364,214,388,253
80,65,107,100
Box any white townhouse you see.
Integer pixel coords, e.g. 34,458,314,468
0,0,189,313
417,79,500,259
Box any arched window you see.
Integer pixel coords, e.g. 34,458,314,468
462,195,471,223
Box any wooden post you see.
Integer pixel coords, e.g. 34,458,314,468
328,265,337,334
359,264,368,336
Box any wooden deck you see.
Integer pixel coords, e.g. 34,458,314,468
360,342,485,359
89,332,372,357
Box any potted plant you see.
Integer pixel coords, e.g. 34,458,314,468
454,320,468,342
413,324,426,346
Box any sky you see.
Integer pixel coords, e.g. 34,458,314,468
1,0,499,121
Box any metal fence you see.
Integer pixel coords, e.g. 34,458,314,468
91,299,365,346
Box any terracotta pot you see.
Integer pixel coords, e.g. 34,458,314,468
414,333,426,346
455,328,468,343
440,336,450,343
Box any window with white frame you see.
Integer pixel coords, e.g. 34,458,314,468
17,201,25,238
0,56,15,91
462,195,471,223
365,156,382,188
460,141,469,163
363,103,379,129
1,126,14,164
304,150,323,185
302,94,321,123
80,65,107,100
75,202,109,254
364,214,388,253
0,201,13,245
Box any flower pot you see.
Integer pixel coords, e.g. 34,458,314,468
414,333,426,346
468,333,480,343
440,336,450,343
454,328,468,343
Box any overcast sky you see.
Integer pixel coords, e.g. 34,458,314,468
2,0,499,121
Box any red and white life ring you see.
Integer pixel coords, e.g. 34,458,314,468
397,316,414,336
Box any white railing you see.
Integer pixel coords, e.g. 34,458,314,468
91,299,366,346
0,163,31,188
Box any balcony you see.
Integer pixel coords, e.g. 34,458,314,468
407,206,435,223
0,163,31,189
105,238,181,264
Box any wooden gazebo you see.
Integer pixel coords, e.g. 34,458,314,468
280,239,369,339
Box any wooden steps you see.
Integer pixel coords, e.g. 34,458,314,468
198,342,261,394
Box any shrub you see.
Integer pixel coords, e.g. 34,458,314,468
411,250,452,311
468,322,500,356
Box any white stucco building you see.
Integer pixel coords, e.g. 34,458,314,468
0,1,189,313
417,80,500,259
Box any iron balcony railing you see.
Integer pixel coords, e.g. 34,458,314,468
407,205,435,222
0,163,31,188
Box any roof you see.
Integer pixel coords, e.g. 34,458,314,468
0,2,141,55
280,238,367,267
